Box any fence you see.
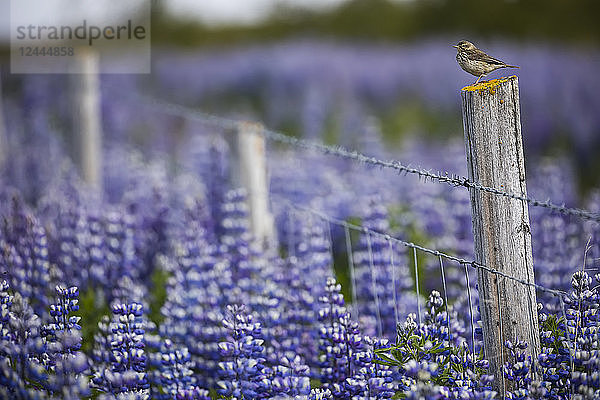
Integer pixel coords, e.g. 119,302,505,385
63,73,600,397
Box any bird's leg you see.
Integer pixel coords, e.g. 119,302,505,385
475,74,484,84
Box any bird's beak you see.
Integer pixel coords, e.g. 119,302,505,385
452,45,458,49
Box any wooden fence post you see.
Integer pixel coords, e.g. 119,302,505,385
461,76,540,395
70,49,103,193
229,121,277,249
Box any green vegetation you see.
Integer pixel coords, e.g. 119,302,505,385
79,286,110,354
149,266,170,326
152,0,600,48
379,101,461,144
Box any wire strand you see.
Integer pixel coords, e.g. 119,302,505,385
277,198,568,301
413,247,422,325
365,230,383,337
344,225,359,317
438,255,452,344
134,93,600,224
464,263,476,354
389,239,400,332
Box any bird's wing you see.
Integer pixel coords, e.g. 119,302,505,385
472,49,507,66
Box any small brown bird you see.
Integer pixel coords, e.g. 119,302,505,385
453,40,519,84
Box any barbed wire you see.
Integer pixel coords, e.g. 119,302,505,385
136,93,600,224
274,197,570,302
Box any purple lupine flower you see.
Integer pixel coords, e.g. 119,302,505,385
148,338,210,400
290,222,335,374
262,256,317,380
309,387,333,399
237,251,314,397
98,302,149,397
1,198,51,320
143,318,163,398
503,340,534,400
160,219,232,388
218,188,274,316
218,189,255,285
0,283,48,398
41,285,89,399
205,140,229,240
127,187,171,288
0,280,11,348
103,210,136,296
87,210,108,291
318,276,382,398
268,354,311,397
353,336,395,399
91,315,112,391
424,290,467,349
296,222,334,302
217,304,270,399
524,270,600,399
112,275,149,310
563,271,600,397
401,360,444,399
49,204,90,290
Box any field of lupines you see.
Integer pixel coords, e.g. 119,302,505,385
1,39,600,399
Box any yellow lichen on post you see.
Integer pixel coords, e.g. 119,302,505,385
461,76,517,95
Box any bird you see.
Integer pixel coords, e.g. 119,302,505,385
453,40,519,84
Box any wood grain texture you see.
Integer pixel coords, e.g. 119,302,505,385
461,76,540,395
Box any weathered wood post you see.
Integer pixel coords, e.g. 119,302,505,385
70,49,103,193
229,121,277,249
461,76,540,395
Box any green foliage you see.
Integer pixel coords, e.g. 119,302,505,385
388,204,429,297
379,102,461,144
331,216,362,302
374,294,489,390
376,321,449,363
79,286,109,355
148,266,170,327
540,313,566,354
375,331,488,386
375,318,453,385
152,0,600,47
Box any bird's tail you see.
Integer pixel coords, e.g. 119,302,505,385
504,64,519,69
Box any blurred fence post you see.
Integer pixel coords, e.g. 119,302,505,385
70,48,103,193
229,121,277,249
461,76,540,395
0,71,6,170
